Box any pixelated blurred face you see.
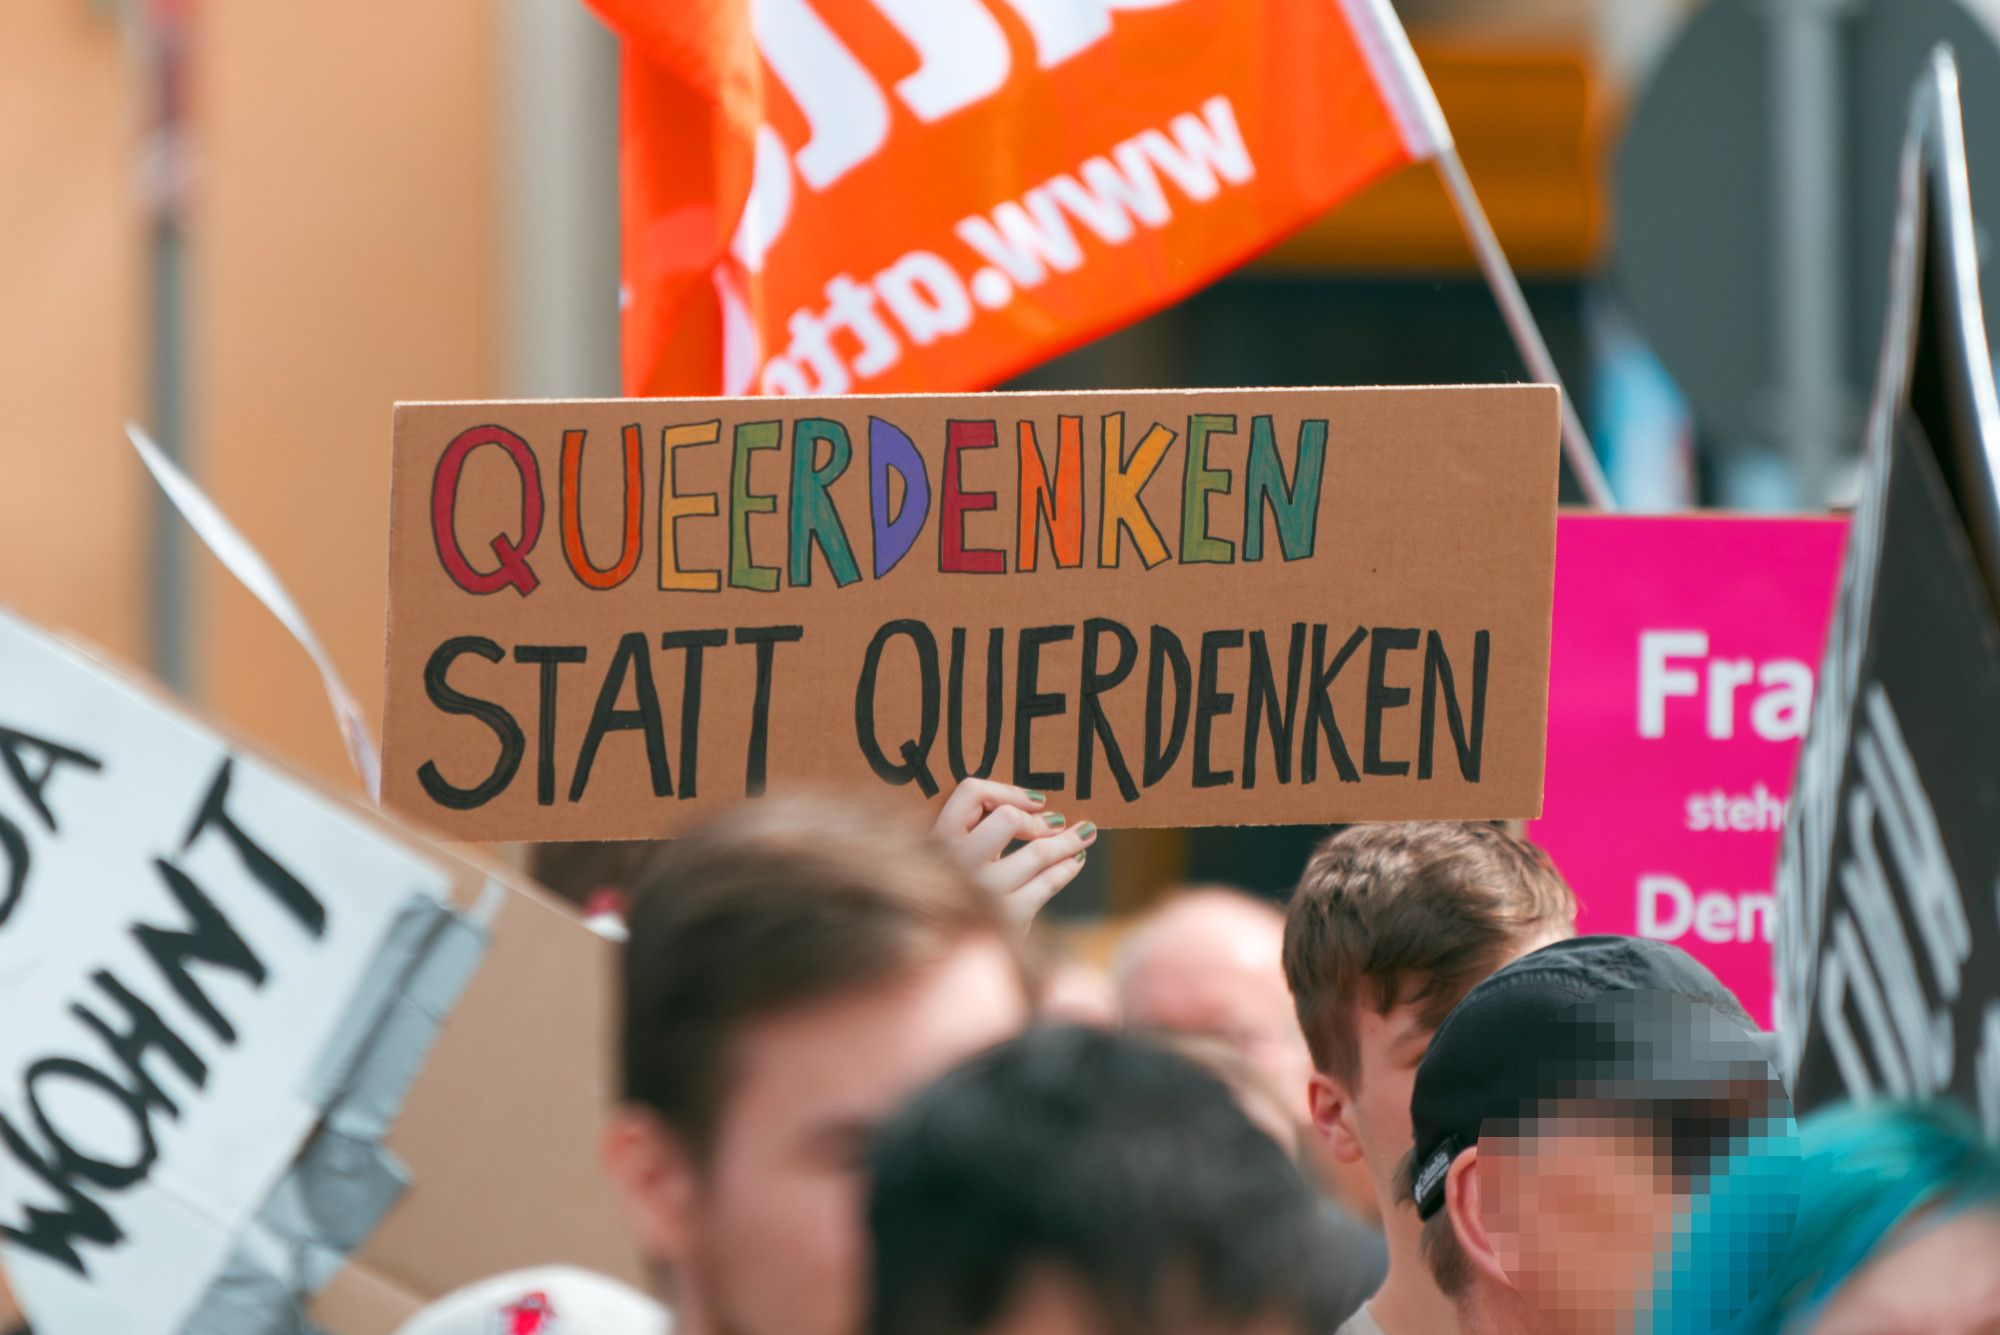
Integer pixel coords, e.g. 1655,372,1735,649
688,935,1030,1335
1803,1208,2000,1335
1480,1108,1682,1335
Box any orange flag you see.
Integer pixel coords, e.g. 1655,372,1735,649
589,0,1447,396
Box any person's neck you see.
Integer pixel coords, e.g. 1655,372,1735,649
1365,1213,1463,1335
655,1264,711,1335
1456,1279,1539,1335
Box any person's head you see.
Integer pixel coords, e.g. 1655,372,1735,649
1406,936,1798,1335
530,838,657,911
1154,1030,1304,1155
1118,888,1310,1123
604,794,1032,1335
1744,1101,2000,1335
867,1025,1347,1335
1282,824,1577,1216
1120,887,1389,1215
392,1267,666,1335
1030,929,1118,1027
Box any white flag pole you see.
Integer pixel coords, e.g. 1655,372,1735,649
1434,147,1616,510
1337,0,1617,510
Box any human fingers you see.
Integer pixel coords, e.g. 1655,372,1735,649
975,821,1097,913
933,776,1046,838
958,802,1070,865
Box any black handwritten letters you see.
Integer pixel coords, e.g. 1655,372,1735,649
853,620,1490,802
411,618,1494,812
385,388,1560,836
0,743,326,1277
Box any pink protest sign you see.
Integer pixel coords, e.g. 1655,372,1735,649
1528,513,1846,1025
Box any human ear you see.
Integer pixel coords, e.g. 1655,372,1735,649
1449,1148,1517,1287
601,1104,700,1265
1307,1071,1365,1163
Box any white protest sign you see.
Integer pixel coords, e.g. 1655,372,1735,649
0,607,453,1334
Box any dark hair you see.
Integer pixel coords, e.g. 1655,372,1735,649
620,793,1018,1155
1283,822,1576,1087
868,1026,1348,1335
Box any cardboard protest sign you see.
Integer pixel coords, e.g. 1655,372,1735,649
1529,514,1845,1026
1778,51,2000,1127
0,608,639,1334
0,1262,20,1333
381,386,1561,842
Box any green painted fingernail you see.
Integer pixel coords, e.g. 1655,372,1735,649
1043,812,1066,828
1077,821,1097,841
1075,849,1089,864
1023,790,1047,804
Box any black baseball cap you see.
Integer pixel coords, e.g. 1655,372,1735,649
1407,935,1785,1221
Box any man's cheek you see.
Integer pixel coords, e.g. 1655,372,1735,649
1375,1079,1416,1146
787,1163,864,1261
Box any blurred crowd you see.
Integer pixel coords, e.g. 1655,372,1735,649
105,783,2000,1335
390,781,1998,1335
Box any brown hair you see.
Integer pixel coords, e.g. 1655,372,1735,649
1281,823,1575,1088
620,793,1021,1155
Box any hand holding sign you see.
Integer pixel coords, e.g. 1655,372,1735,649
931,778,1097,924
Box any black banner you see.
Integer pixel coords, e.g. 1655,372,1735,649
1777,50,2000,1133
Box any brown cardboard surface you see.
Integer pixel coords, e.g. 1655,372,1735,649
190,0,502,792
383,386,1560,841
309,1259,425,1335
0,1260,21,1331
183,713,647,1332
320,864,643,1333
0,1,145,670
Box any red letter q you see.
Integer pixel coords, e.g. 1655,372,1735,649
432,425,543,595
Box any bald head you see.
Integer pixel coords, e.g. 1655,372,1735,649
1118,888,1306,1089
1120,888,1287,1007
1120,889,1384,1221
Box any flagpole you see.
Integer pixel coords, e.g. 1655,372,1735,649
1336,0,1616,507
1433,144,1617,510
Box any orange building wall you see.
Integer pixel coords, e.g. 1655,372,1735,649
0,7,143,662
191,1,502,788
